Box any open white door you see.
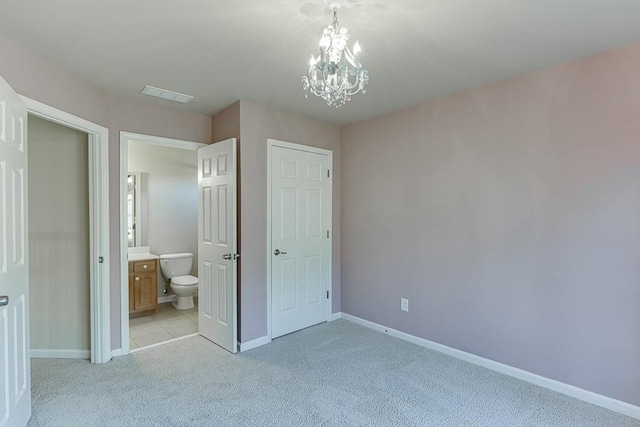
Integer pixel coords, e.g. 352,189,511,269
197,138,238,353
0,76,31,426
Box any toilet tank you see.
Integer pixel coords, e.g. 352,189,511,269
159,253,193,278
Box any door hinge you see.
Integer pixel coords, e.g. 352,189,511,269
327,291,330,299
327,230,330,239
98,256,104,264
327,169,330,178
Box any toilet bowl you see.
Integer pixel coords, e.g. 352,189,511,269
159,253,199,310
169,275,199,310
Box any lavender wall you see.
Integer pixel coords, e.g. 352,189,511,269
211,101,240,143
0,36,109,127
0,35,212,351
340,43,640,406
238,101,341,343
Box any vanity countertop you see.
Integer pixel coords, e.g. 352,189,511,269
128,247,159,262
128,253,159,262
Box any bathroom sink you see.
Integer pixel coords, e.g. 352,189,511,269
128,246,159,261
128,253,159,261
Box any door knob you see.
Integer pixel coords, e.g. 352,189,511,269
273,249,287,256
223,253,232,260
135,277,140,282
0,295,8,307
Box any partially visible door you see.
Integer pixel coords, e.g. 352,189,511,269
0,75,31,426
270,142,331,339
197,138,237,353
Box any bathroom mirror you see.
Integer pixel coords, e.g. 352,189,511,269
127,172,148,247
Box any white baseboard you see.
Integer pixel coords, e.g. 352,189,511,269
339,313,640,420
111,348,123,358
158,295,177,304
31,349,90,359
329,312,342,322
239,335,271,352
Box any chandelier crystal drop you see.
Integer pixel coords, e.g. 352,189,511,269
302,4,369,108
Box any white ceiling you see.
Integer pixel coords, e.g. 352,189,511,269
1,1,640,125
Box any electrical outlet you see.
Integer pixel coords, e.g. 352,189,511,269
401,298,409,312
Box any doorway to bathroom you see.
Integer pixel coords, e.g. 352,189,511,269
120,133,205,353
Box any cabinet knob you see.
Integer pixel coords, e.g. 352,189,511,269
135,277,140,281
143,264,148,269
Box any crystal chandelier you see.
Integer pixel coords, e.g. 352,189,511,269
302,0,369,108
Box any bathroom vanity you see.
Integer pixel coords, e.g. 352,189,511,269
128,256,158,318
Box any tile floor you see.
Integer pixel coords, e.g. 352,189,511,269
129,301,198,350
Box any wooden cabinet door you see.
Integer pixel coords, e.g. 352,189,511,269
135,273,157,312
129,259,158,316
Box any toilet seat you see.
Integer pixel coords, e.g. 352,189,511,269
171,275,198,286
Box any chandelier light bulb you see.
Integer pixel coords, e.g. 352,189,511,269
319,35,331,50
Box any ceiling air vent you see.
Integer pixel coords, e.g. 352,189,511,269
140,85,194,104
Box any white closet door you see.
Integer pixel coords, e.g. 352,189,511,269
270,142,331,339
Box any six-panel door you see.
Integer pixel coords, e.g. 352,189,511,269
270,144,331,339
0,75,31,427
197,139,237,353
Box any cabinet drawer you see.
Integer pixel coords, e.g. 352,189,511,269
132,259,157,273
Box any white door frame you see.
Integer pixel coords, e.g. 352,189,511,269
21,96,111,364
119,131,206,356
266,138,333,341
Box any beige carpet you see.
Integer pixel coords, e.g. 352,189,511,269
28,320,639,426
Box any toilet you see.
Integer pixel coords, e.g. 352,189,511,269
159,253,199,310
